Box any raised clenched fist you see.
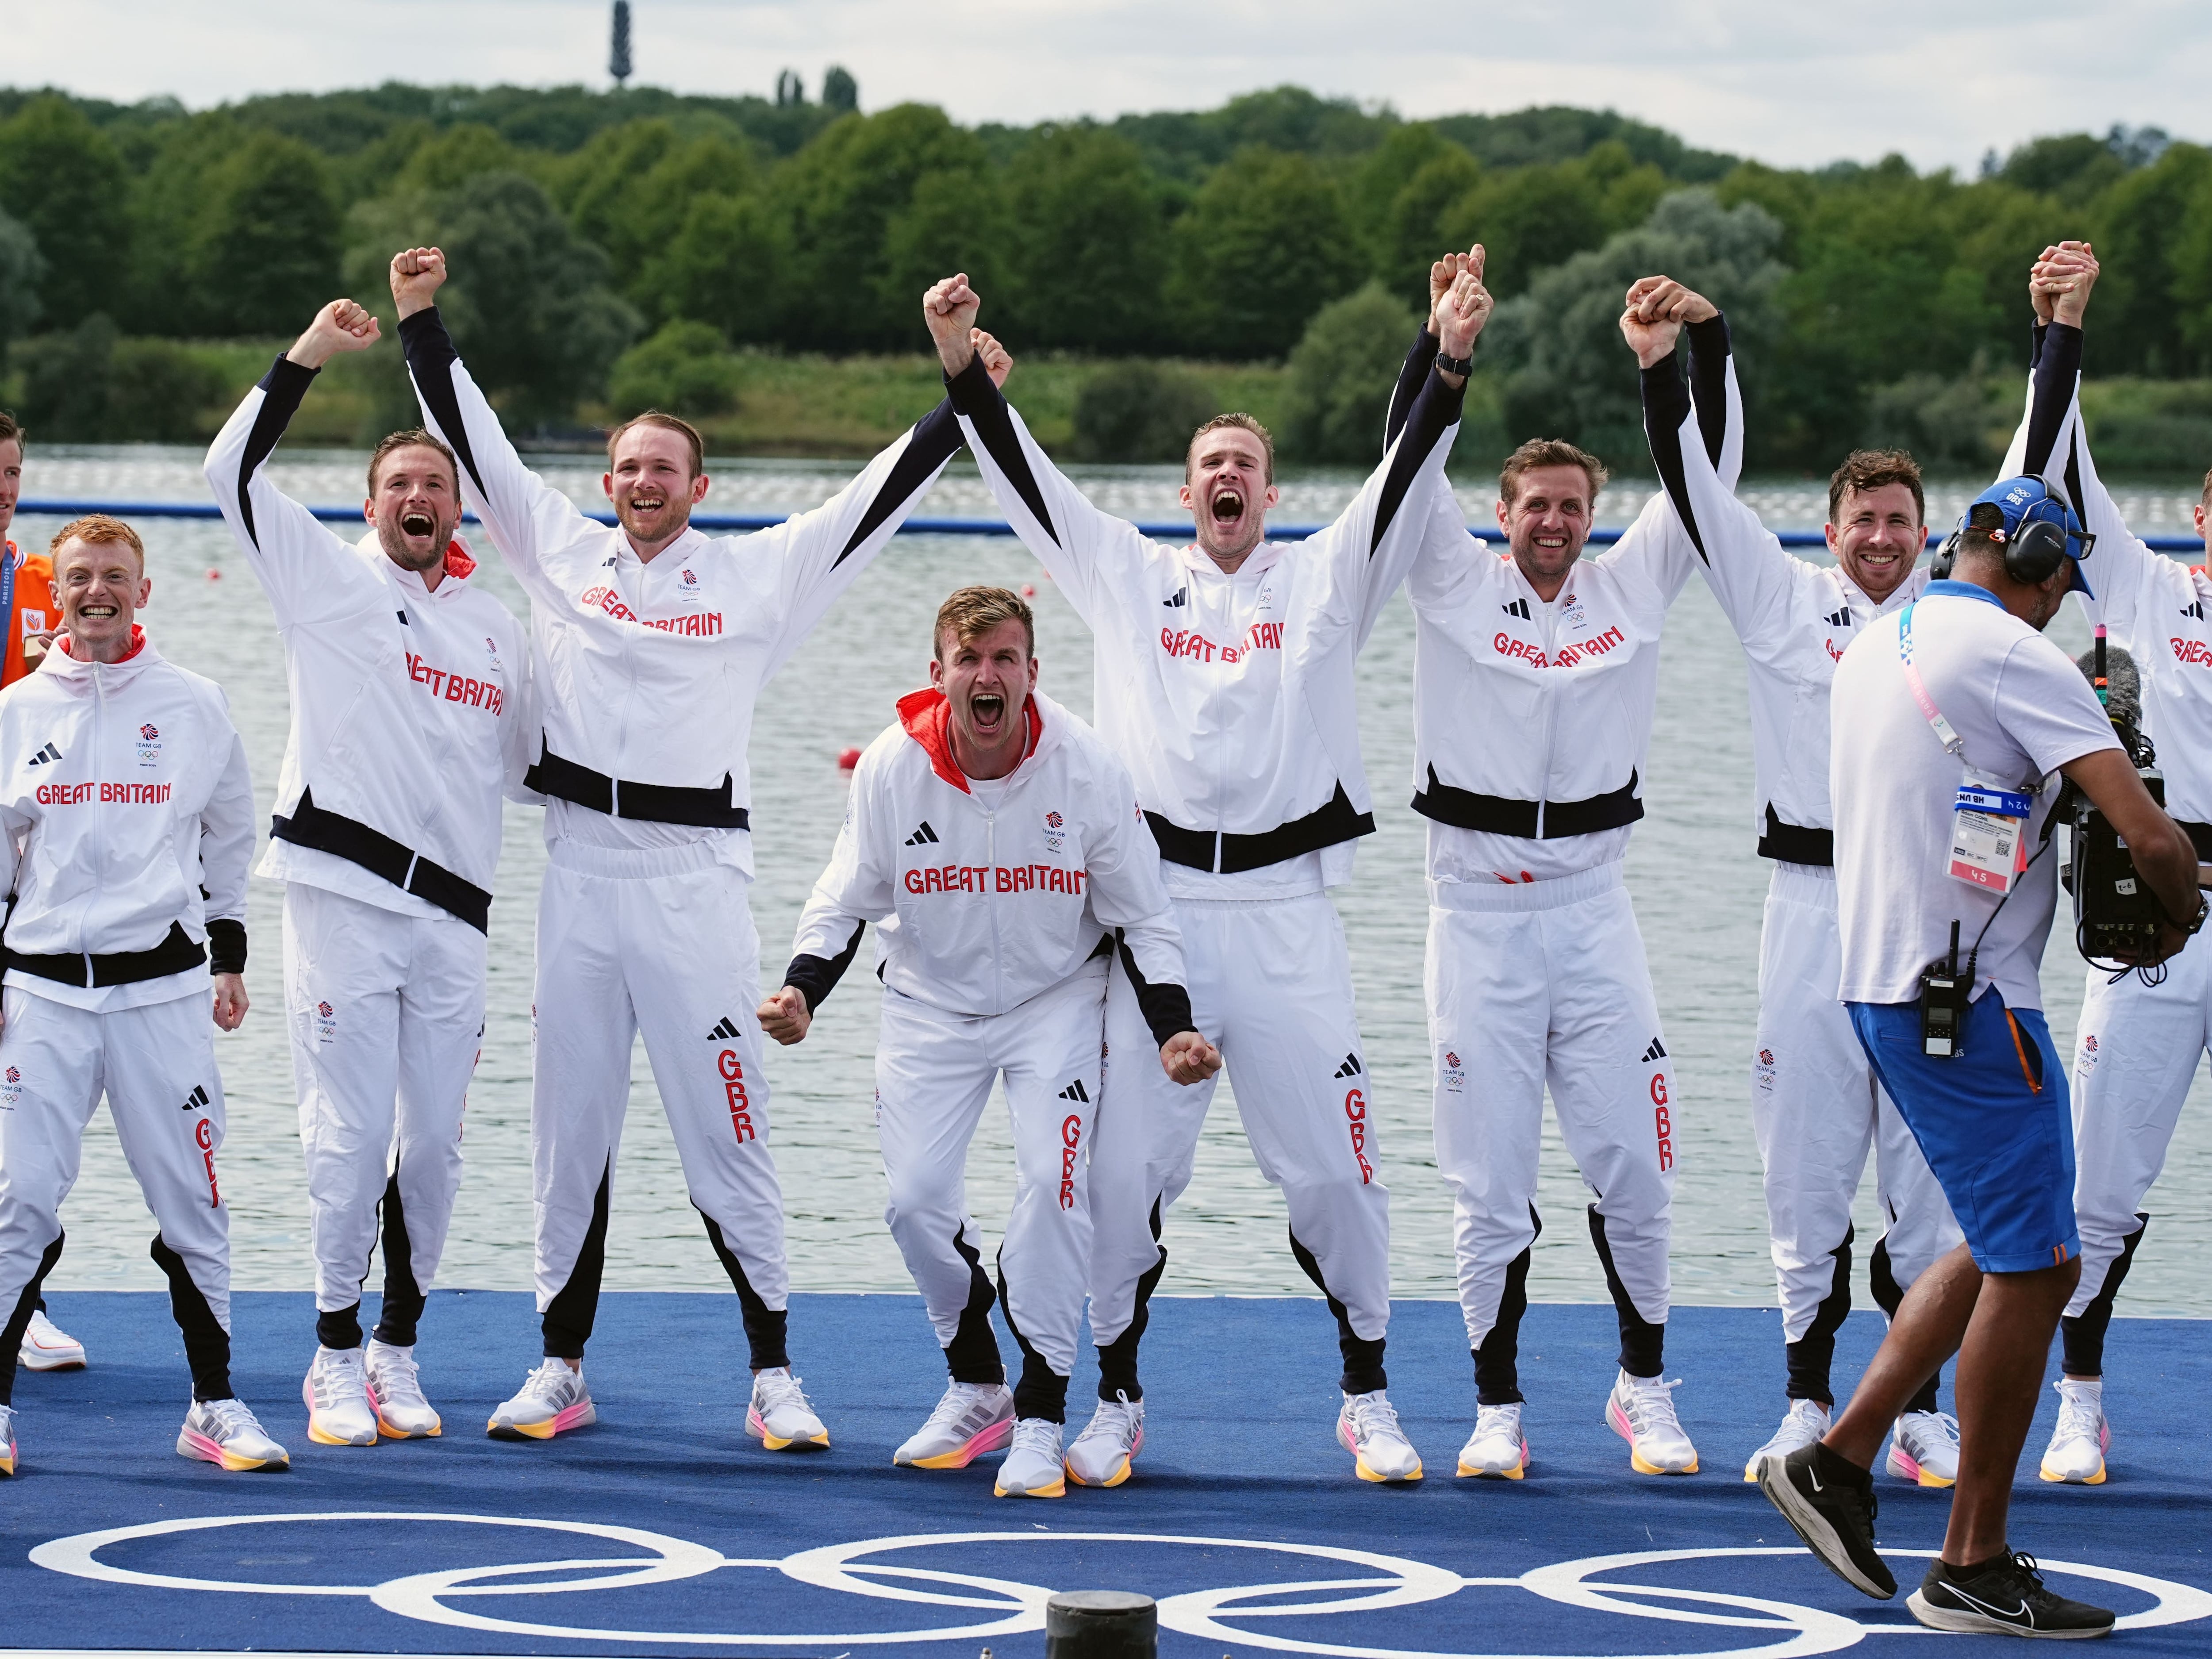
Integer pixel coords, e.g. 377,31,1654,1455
923,274,981,376
2030,239,2097,328
1429,244,1486,333
391,246,448,319
287,298,382,370
971,327,1013,389
1618,274,1716,369
1437,265,1493,363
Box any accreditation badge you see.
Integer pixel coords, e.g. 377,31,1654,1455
1948,783,2032,893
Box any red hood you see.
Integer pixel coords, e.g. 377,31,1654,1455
445,538,476,580
56,623,147,662
896,687,1042,793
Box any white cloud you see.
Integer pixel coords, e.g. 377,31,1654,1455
6,0,2205,173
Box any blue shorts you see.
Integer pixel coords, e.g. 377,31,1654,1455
1849,991,2079,1275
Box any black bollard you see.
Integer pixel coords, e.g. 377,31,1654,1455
1045,1590,1157,1659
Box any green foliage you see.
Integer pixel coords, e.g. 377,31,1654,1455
1281,283,1422,462
1167,148,1366,359
0,96,131,328
191,131,342,336
632,192,789,343
2078,378,2212,473
822,68,858,115
609,320,741,417
0,206,46,363
1071,363,1217,462
999,127,1169,353
1862,373,2015,469
11,314,227,440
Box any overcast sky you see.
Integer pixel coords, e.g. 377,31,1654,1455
10,0,2207,173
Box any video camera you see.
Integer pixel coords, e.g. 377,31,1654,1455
2060,629,2166,968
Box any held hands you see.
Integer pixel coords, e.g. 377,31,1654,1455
390,246,448,319
972,327,1013,389
1434,267,1492,377
757,986,812,1047
1428,244,1486,334
1159,1030,1223,1087
2031,241,2098,328
212,973,249,1033
923,274,981,376
286,298,381,370
1619,275,1718,369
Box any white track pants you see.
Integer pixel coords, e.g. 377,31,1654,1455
1428,864,1673,1355
285,884,483,1329
531,838,788,1363
1088,891,1390,1387
2065,937,2212,1325
876,962,1104,1412
0,987,232,1400
1754,866,1959,1343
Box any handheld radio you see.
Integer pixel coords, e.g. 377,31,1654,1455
1919,920,1969,1058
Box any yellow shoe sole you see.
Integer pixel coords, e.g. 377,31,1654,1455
995,1475,1066,1497
307,1419,377,1447
377,1414,442,1439
1630,1449,1698,1475
488,1417,556,1440
1458,1459,1524,1479
1356,1458,1423,1483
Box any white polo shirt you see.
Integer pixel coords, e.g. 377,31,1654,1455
1832,580,2119,1011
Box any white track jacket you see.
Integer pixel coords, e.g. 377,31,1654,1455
206,356,532,931
401,307,968,872
2009,320,2212,836
0,630,252,1009
784,687,1194,1044
945,352,1466,898
1640,317,1928,865
1385,330,1707,884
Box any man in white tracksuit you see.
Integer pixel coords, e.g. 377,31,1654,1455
760,586,1217,1496
396,247,1002,1447
1626,277,1966,1488
2010,241,2212,1485
0,515,288,1475
929,267,1487,1484
206,297,534,1449
1382,251,1702,1480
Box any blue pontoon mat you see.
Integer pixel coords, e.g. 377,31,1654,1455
3,1291,2206,1655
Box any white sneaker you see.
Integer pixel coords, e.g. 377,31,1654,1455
178,1397,289,1471
1744,1397,1829,1482
748,1366,829,1450
2039,1378,2110,1484
1066,1391,1145,1487
302,1346,378,1447
19,1310,86,1371
1457,1402,1529,1479
994,1417,1066,1497
0,1402,16,1477
1337,1388,1422,1482
894,1380,1013,1468
1607,1368,1699,1475
365,1340,442,1439
1887,1409,1960,1487
488,1359,596,1440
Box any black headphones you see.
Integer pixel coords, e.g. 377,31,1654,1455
1929,475,2088,585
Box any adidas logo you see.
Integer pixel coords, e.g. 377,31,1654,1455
1640,1037,1668,1064
2184,600,2204,620
27,742,61,766
1162,587,1188,608
904,821,941,847
1823,608,1851,628
1057,1079,1091,1104
1501,596,1532,620
706,1016,742,1042
396,608,411,626
1333,1052,1363,1079
180,1083,211,1113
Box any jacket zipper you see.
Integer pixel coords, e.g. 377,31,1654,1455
84,661,108,963
1534,582,1560,838
983,800,1003,1011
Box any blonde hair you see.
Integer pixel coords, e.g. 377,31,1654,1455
607,411,705,478
933,585,1035,662
1185,413,1275,484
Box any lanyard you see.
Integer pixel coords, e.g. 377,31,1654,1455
1897,602,1963,758
0,544,16,641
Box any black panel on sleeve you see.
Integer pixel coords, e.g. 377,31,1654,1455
205,918,248,975
1369,361,1467,557
834,399,963,566
1640,347,1705,562
1114,932,1197,1050
396,307,490,502
232,354,317,550
1384,327,1441,452
783,920,867,1014
1682,313,1733,469
945,354,1061,547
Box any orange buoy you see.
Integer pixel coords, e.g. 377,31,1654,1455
837,746,863,772
1021,584,1036,597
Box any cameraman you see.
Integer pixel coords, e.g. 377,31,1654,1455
1761,473,2198,1638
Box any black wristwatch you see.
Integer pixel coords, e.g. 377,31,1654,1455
1434,349,1474,377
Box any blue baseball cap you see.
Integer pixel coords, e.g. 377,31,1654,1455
1968,474,2096,596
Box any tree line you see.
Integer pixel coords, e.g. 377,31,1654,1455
0,80,2207,473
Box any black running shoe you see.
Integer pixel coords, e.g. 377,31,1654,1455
1908,1553,2116,1639
1758,1442,1897,1599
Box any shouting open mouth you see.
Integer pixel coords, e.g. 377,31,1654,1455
78,604,119,620
1209,486,1245,527
400,510,436,539
968,689,1006,738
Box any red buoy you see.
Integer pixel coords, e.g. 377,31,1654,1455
206,568,223,580
1021,584,1036,597
837,746,862,772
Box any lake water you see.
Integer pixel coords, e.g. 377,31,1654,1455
17,447,2212,1323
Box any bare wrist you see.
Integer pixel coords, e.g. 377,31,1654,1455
286,334,333,370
